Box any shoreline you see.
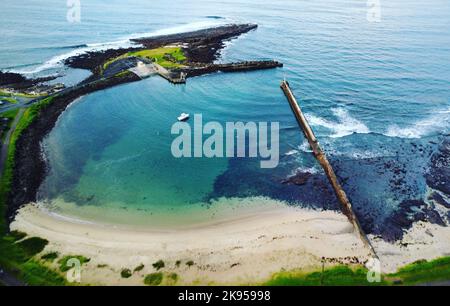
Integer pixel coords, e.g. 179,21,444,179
3,23,283,225
11,200,450,285
11,200,371,285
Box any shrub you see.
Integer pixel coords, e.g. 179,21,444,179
144,273,163,286
134,264,145,272
152,260,165,270
41,252,59,262
16,237,48,258
186,260,195,268
121,268,132,278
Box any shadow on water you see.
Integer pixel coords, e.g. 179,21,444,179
207,133,450,242
37,99,129,206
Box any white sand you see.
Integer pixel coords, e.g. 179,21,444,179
11,198,450,285
371,221,450,273
11,200,371,285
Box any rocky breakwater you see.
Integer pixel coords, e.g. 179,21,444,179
179,61,283,78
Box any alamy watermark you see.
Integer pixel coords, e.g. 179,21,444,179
171,114,279,169
367,0,381,23
67,0,81,23
366,257,381,283
65,258,82,283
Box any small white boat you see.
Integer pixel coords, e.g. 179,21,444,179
177,113,190,121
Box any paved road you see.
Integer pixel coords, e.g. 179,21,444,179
0,108,26,286
0,108,24,175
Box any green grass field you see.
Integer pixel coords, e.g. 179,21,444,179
265,256,450,286
0,96,67,285
103,46,187,71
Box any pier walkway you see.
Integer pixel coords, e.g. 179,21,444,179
280,80,377,258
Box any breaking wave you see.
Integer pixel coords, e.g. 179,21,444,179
385,108,450,139
8,20,227,75
305,108,370,138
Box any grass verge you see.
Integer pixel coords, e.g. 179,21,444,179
0,96,67,285
265,256,450,286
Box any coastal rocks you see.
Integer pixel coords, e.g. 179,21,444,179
64,47,139,72
179,61,283,78
426,137,450,195
0,71,26,86
6,72,140,223
0,71,58,91
428,191,450,209
281,171,312,186
133,24,258,63
379,199,447,242
65,24,259,74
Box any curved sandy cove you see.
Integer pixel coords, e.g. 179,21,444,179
11,198,450,285
11,199,371,285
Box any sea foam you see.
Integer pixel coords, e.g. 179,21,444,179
385,108,450,139
306,108,370,138
9,20,227,75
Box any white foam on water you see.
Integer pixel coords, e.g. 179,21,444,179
10,40,138,75
9,20,228,75
385,107,450,139
125,20,226,40
288,165,320,177
306,108,370,138
284,149,298,156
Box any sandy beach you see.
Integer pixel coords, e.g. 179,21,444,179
11,199,372,285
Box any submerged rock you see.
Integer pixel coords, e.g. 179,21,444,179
428,191,450,209
281,172,312,186
426,137,450,195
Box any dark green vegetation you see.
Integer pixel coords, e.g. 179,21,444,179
41,252,59,262
152,259,165,270
0,231,66,285
120,268,132,278
186,260,195,268
0,97,55,232
16,237,48,258
168,273,179,283
58,255,90,272
0,96,70,285
144,272,163,286
0,103,64,285
134,264,145,272
265,257,450,286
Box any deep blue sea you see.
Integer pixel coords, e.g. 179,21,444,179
1,0,449,232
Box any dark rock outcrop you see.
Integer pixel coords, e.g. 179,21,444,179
426,137,450,195
65,24,259,72
0,71,57,90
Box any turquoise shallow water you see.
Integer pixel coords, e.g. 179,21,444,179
1,0,450,231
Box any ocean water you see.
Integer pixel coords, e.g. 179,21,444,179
2,0,450,231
